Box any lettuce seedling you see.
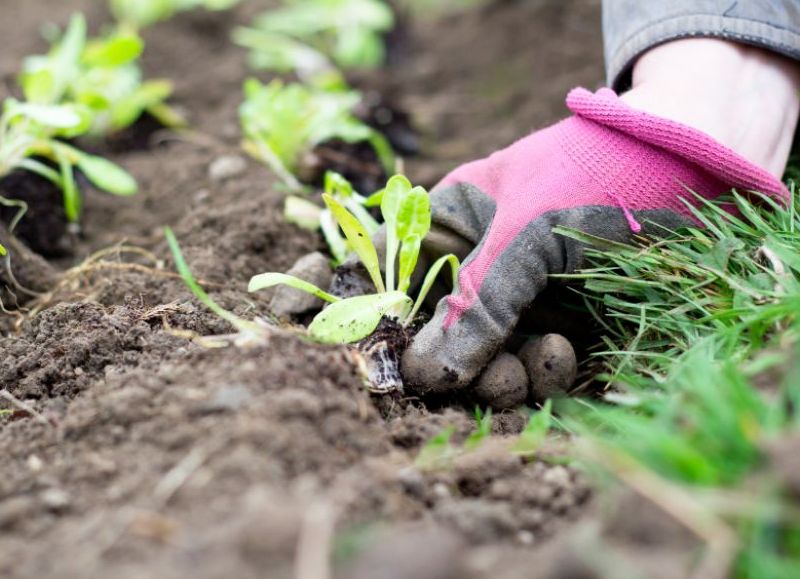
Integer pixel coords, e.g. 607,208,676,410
20,14,182,137
110,0,241,29
285,171,379,264
249,174,460,344
0,98,137,221
239,78,394,190
238,0,394,71
232,27,345,90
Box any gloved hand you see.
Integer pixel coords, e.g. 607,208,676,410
401,87,789,394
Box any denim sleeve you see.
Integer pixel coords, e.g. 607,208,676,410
603,1,800,90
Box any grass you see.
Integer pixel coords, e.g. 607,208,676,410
558,184,800,577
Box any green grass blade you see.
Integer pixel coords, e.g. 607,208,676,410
408,253,459,323
165,227,255,332
248,272,339,303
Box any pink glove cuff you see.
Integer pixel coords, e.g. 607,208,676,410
565,87,790,209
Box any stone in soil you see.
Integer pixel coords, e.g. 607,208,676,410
473,352,529,410
518,334,578,401
269,251,334,319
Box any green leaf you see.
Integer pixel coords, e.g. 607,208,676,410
398,235,422,294
76,154,138,196
284,195,322,231
248,272,339,303
17,159,62,186
324,170,353,198
111,80,173,131
408,253,460,323
323,193,385,293
334,28,385,69
20,14,86,104
396,186,431,240
55,148,79,222
381,175,412,292
364,188,383,207
110,0,177,28
19,68,55,104
320,211,349,265
396,186,431,292
9,102,88,130
369,132,395,173
308,291,412,344
83,33,143,67
464,407,493,450
511,400,552,457
415,426,456,470
343,198,380,236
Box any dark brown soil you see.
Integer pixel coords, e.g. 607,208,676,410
0,170,71,258
0,1,632,578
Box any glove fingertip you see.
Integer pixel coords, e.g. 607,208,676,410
400,326,473,394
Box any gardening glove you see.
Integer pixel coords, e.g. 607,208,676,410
401,87,790,395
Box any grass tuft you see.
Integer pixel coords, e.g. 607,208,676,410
558,185,800,577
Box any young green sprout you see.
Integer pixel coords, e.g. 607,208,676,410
0,97,137,222
233,27,345,90
249,174,460,345
239,78,394,190
284,171,379,264
20,14,182,137
165,227,264,344
237,0,394,72
109,0,242,30
464,407,493,450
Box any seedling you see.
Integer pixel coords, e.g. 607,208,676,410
0,97,137,221
414,425,456,470
237,0,394,71
464,407,493,450
249,174,460,345
232,27,344,90
284,171,379,264
165,227,264,341
239,78,394,190
511,400,553,457
20,14,182,137
110,0,241,29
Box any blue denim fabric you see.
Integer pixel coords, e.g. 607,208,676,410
603,1,800,90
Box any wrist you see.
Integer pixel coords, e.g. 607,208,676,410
619,38,800,178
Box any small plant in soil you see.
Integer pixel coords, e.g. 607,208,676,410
464,407,493,450
414,425,456,470
250,174,459,391
109,0,242,29
250,174,459,344
511,400,553,457
284,170,379,264
0,97,137,222
236,0,394,72
20,14,182,137
165,226,266,343
239,78,394,191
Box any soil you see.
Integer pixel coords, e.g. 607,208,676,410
0,1,678,578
